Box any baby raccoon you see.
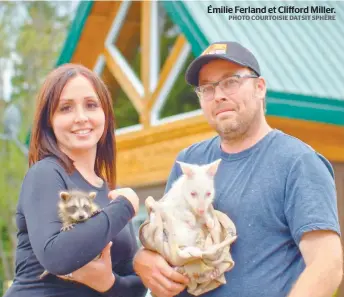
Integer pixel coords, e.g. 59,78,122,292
58,190,100,231
39,190,101,279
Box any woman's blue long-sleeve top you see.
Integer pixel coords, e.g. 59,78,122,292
4,156,147,297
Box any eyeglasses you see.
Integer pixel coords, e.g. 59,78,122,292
195,74,259,101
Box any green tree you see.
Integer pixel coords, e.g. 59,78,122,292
0,2,75,292
0,2,17,106
11,2,73,127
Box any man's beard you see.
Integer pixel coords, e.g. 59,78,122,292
214,107,259,141
215,115,247,140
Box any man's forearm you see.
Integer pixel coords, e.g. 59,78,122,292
288,262,342,297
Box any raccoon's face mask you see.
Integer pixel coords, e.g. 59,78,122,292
67,204,93,222
60,191,97,222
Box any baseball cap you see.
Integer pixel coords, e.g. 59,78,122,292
185,41,261,86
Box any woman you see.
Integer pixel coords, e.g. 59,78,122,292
4,63,147,297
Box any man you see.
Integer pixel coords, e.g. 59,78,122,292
133,41,343,297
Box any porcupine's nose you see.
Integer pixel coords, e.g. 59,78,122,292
78,214,85,220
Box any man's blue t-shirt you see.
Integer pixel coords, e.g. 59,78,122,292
165,129,340,297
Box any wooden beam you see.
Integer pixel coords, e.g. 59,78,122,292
116,118,216,187
104,47,143,113
108,2,140,106
141,1,151,99
116,115,344,187
117,115,209,149
139,105,151,129
267,116,344,162
140,1,152,129
147,35,188,111
71,1,122,69
116,115,344,159
91,1,117,16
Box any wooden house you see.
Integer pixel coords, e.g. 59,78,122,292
57,1,344,294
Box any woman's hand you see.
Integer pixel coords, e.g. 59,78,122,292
133,248,189,297
108,188,139,215
58,242,115,292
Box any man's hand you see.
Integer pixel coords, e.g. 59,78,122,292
58,242,115,292
133,248,189,297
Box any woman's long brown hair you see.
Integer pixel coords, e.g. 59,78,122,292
29,63,117,189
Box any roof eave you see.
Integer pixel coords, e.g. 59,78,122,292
55,1,94,67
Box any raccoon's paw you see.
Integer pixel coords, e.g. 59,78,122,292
39,270,50,279
91,209,102,217
61,224,75,232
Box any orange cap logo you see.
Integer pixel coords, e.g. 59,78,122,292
202,43,227,55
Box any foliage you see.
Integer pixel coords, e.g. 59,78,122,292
0,141,27,282
10,1,73,127
0,2,74,293
0,2,17,109
159,53,199,119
